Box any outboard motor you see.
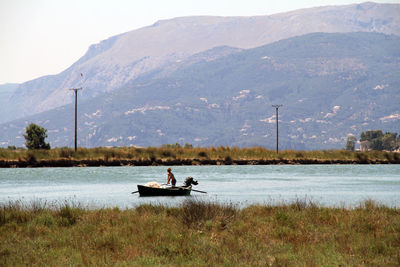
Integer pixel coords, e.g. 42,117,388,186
184,176,198,187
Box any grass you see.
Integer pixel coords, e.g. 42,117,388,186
0,199,399,266
0,146,399,165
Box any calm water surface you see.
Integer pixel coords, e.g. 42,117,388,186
0,165,399,208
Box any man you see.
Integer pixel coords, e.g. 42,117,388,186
166,168,176,186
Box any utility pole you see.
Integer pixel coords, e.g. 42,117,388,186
272,104,283,153
69,87,82,151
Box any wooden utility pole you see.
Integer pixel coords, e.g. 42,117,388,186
272,104,283,153
69,88,82,151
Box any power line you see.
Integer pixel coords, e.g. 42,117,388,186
272,104,283,153
69,87,82,152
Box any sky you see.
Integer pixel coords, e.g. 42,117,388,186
1,0,399,84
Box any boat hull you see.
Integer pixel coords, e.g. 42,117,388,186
137,185,192,196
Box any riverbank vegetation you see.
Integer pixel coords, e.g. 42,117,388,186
0,146,399,167
1,199,399,266
359,130,399,151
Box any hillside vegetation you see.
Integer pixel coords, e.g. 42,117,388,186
6,2,400,122
1,32,399,150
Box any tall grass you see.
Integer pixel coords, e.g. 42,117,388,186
0,199,399,266
0,146,397,163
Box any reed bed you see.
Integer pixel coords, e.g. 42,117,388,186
1,199,399,266
0,146,398,164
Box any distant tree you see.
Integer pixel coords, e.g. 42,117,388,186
345,135,357,151
162,143,181,148
370,138,383,151
360,130,383,142
397,136,400,151
382,132,398,151
359,130,399,151
360,132,366,142
184,143,193,149
23,123,50,150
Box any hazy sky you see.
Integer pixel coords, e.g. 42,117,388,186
1,0,399,84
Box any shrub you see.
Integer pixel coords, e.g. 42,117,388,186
224,155,232,164
57,204,82,226
179,199,238,228
356,152,369,163
184,143,193,149
59,147,74,158
198,151,208,158
161,150,174,157
25,152,37,164
295,152,304,158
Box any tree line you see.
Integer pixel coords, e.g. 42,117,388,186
346,130,400,151
9,123,400,152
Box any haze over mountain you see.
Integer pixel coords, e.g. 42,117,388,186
1,31,399,150
0,84,18,120
3,2,400,124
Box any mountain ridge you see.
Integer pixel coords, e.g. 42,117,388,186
3,2,400,123
1,32,399,150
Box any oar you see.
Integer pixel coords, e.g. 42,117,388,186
191,189,207,194
131,191,139,194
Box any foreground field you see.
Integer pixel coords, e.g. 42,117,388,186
0,146,399,167
1,199,399,266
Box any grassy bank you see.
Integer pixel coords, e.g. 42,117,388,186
1,199,399,266
0,146,399,167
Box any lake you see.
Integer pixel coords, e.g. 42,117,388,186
0,165,399,208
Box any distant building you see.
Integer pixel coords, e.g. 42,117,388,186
360,140,370,152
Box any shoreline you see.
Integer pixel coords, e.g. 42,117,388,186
1,157,399,167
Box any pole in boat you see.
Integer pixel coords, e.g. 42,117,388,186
69,87,82,152
272,104,282,153
191,189,207,194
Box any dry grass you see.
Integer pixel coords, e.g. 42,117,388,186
1,199,399,266
0,146,398,164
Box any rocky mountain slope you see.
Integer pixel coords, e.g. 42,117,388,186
4,2,400,123
0,84,19,124
1,32,399,150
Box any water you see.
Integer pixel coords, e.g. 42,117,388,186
0,165,399,208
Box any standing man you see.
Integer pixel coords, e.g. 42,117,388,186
166,168,176,186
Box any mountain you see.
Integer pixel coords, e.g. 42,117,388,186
0,83,18,101
0,83,19,124
5,2,400,122
1,32,399,150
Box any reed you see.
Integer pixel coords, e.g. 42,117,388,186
0,199,399,266
0,146,398,164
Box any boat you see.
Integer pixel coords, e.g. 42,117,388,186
136,185,192,196
133,177,205,197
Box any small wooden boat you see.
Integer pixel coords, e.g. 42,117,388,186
136,185,192,197
133,177,205,197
